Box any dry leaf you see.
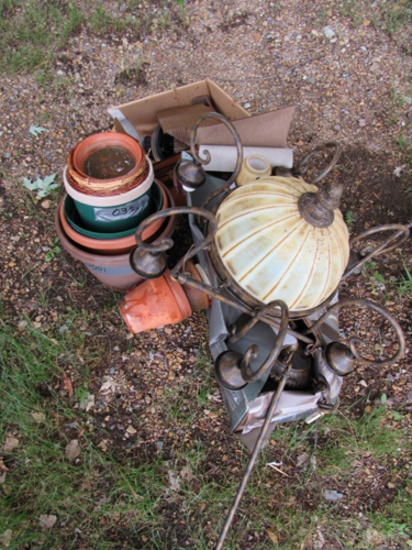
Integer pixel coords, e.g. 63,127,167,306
3,437,19,453
0,529,12,547
99,376,119,394
167,470,180,491
180,466,195,482
65,439,80,462
32,412,46,423
98,440,108,452
62,372,74,397
39,515,57,530
0,472,7,485
362,19,371,26
297,452,310,467
266,527,279,545
78,393,94,412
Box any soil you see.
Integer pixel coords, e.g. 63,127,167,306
1,1,412,548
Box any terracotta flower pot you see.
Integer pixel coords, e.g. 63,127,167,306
67,132,147,194
55,186,176,291
59,180,169,256
118,270,192,333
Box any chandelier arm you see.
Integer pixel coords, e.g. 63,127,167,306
303,298,405,367
240,300,290,383
189,112,243,211
343,223,411,279
294,141,342,184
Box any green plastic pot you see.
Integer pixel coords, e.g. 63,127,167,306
64,182,163,239
63,160,155,232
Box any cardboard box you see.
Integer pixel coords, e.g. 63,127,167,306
108,78,250,141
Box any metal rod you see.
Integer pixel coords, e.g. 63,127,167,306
215,363,292,550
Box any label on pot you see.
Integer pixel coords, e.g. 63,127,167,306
84,262,135,276
93,194,151,222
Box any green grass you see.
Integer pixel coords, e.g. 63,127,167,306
0,320,168,549
0,0,189,77
325,0,412,51
0,0,84,74
364,256,412,299
1,316,411,548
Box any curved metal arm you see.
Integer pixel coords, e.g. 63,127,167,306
343,223,411,279
294,141,343,184
131,206,218,279
304,298,405,367
189,113,243,211
239,300,290,383
214,300,290,390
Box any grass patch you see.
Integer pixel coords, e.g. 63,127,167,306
0,0,84,74
0,0,189,76
0,320,167,549
326,0,412,49
1,318,411,548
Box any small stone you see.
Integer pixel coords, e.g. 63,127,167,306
126,425,137,435
243,102,251,109
322,26,336,39
39,515,57,530
323,489,345,501
65,439,80,461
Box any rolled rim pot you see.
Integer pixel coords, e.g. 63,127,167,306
58,179,171,256
55,187,177,290
63,161,155,232
68,132,146,190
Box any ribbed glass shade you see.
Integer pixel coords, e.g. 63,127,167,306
215,177,350,312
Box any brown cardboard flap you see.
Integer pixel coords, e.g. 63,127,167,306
108,79,250,138
196,106,295,148
156,104,216,132
157,103,217,145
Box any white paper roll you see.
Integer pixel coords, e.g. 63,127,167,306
199,145,293,172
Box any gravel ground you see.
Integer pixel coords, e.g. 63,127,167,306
1,1,412,548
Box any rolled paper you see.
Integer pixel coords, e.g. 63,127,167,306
198,145,293,172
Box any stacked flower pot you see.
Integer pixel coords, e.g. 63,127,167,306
55,132,176,291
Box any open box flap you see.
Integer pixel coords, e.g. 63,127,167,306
196,105,295,147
